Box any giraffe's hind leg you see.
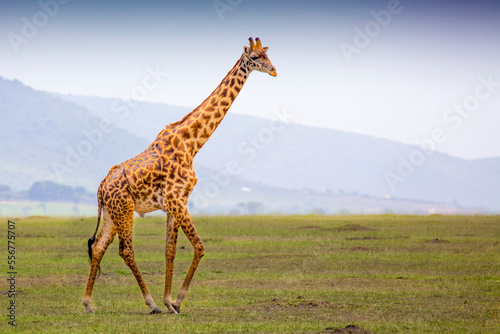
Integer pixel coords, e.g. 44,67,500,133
113,205,162,314
164,212,180,314
83,208,117,313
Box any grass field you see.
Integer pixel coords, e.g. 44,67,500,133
1,215,499,333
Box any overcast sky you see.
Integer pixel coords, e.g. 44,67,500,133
1,0,499,159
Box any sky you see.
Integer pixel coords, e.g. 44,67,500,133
1,0,499,159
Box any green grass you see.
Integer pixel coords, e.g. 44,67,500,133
1,215,499,333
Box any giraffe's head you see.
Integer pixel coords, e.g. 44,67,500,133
244,37,277,77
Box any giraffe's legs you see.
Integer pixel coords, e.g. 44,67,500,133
164,206,205,313
83,208,116,313
114,207,162,314
164,212,180,313
173,218,204,311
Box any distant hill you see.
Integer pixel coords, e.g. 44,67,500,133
1,77,498,215
61,94,500,212
0,78,149,191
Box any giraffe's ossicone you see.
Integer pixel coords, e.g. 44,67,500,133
82,37,277,314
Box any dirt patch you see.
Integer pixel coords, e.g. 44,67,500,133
350,246,370,251
325,324,372,334
17,274,88,288
251,254,310,260
346,236,382,240
101,270,164,278
298,225,323,230
335,224,373,231
426,238,450,243
273,296,331,310
254,296,331,311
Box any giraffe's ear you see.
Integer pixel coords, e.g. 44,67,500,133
263,46,269,52
244,46,250,55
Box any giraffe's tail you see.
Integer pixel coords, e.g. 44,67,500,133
87,198,102,261
88,187,103,276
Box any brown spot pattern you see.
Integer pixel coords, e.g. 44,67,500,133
83,46,275,314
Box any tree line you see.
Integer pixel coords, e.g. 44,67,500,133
0,181,92,203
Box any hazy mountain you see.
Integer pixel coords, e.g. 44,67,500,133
61,94,500,212
0,78,148,191
1,77,498,214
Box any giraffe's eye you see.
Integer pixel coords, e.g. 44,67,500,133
250,56,259,60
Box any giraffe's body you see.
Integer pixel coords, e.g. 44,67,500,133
83,38,276,314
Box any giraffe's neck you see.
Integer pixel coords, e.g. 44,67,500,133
171,54,252,157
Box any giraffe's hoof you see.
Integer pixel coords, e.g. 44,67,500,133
173,304,181,314
150,307,162,315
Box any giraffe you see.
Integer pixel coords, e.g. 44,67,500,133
82,37,277,314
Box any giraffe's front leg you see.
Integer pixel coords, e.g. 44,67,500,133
164,212,180,314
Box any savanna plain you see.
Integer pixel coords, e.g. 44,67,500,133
1,215,499,333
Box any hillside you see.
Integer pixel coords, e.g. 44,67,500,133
0,78,148,191
1,77,498,214
61,94,500,212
